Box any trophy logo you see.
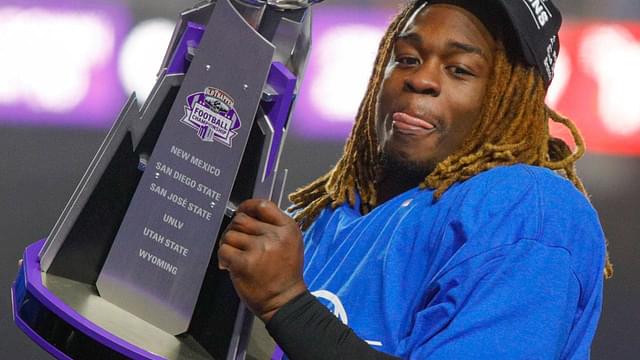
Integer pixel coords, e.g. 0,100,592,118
180,86,241,147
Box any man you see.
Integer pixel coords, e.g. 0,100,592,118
218,0,612,358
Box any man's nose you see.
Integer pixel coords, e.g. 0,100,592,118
403,61,441,96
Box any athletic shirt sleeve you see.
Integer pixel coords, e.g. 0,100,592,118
398,166,605,359
403,240,588,359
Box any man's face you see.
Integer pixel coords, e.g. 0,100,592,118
376,4,497,176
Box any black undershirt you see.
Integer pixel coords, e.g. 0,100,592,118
266,291,401,360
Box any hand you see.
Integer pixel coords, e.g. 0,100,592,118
218,199,307,322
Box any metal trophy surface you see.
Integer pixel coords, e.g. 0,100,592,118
11,0,322,358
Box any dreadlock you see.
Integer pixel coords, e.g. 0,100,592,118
288,0,613,278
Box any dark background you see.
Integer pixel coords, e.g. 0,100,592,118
2,0,639,359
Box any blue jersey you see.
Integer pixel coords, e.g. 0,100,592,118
302,164,605,359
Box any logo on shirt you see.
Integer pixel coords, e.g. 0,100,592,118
312,289,349,325
522,0,552,29
311,289,383,347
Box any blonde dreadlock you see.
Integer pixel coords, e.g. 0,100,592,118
288,0,613,278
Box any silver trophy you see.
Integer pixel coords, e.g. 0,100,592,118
13,0,323,359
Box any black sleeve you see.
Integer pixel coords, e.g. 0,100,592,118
265,291,401,360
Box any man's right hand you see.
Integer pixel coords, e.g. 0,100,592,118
217,199,307,323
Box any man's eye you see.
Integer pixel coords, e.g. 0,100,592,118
395,56,420,66
449,66,474,77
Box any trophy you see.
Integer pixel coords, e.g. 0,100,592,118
11,0,323,358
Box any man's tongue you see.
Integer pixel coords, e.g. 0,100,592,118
392,112,435,131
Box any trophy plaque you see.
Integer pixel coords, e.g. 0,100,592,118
11,0,323,359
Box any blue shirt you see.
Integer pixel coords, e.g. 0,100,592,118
302,164,605,359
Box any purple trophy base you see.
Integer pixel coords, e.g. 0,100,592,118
11,240,164,360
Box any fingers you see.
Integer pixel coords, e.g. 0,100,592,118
219,214,265,271
219,204,279,272
237,199,289,226
228,212,264,235
218,242,246,272
222,229,253,251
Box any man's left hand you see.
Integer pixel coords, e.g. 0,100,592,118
217,199,307,323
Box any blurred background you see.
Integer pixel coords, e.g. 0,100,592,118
1,0,638,358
